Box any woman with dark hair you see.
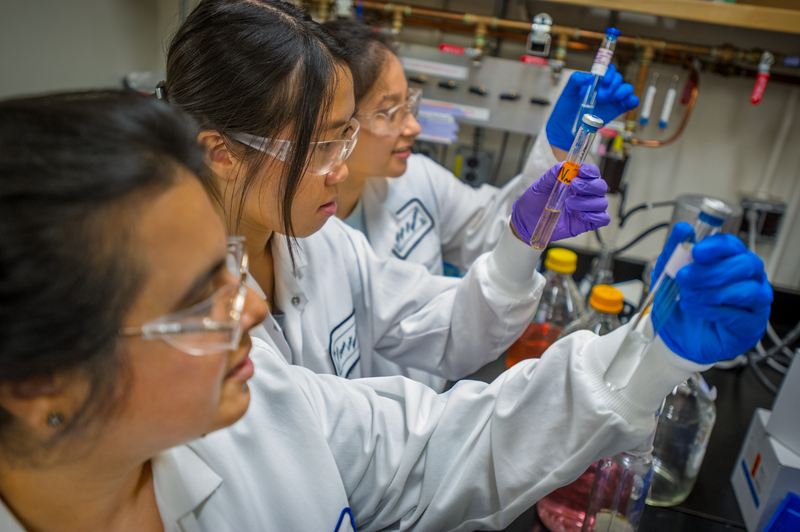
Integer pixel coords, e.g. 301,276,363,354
160,0,615,391
324,19,638,275
0,90,771,532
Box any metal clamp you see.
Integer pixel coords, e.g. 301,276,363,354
526,13,553,57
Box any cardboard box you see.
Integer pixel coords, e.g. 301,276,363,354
731,409,800,532
766,356,800,456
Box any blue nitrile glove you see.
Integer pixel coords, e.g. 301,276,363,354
651,222,773,364
546,64,640,152
511,162,610,244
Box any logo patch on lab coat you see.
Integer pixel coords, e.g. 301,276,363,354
392,199,434,259
329,310,359,378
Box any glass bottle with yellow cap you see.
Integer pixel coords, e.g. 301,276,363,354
506,248,584,368
536,284,624,532
559,284,623,339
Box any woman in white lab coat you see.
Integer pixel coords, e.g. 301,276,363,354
159,0,612,390
324,19,639,275
0,89,772,532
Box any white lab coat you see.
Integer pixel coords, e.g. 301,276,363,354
247,215,542,391
0,326,707,532
345,128,558,275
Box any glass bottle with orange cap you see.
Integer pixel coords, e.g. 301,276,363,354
505,248,584,368
536,284,624,532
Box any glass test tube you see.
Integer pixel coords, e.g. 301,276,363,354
603,199,733,391
572,28,621,135
530,114,604,250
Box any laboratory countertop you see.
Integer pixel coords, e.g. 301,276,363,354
462,249,799,532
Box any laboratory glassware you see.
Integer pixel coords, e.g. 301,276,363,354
536,285,623,532
581,430,656,532
647,373,716,506
639,73,658,126
603,198,733,391
659,76,679,130
530,114,604,250
560,285,623,339
579,242,616,300
506,249,584,368
572,28,620,135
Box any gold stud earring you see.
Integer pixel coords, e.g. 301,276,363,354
46,412,64,428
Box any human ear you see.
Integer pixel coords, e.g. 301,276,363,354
198,130,238,182
0,375,74,431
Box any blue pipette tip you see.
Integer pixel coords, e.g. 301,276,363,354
606,28,621,37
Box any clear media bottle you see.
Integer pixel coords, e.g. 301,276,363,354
530,114,604,250
572,28,620,135
506,249,584,368
603,198,733,391
647,373,717,506
537,285,624,532
581,430,656,532
578,242,615,300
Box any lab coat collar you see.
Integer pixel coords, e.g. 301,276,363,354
271,232,308,276
152,445,223,524
0,446,222,531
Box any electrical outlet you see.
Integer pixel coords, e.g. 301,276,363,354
738,197,786,244
454,147,495,187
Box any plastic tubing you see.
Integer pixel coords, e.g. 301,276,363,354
530,114,603,250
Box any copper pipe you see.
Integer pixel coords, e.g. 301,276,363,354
626,46,655,128
630,57,699,147
359,1,782,65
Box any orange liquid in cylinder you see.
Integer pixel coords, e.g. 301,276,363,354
505,322,563,368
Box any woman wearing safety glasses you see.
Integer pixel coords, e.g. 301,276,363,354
0,89,772,532
158,0,618,390
324,20,638,277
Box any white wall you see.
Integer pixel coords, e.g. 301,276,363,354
0,0,160,98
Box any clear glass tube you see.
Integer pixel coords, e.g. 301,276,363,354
572,29,620,135
530,115,602,250
603,200,732,391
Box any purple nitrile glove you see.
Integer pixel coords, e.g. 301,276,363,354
511,162,610,245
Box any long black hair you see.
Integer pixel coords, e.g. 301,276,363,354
323,19,395,104
163,0,351,257
0,90,205,454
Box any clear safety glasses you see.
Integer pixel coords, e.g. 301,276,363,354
121,237,249,356
230,117,360,176
360,88,422,136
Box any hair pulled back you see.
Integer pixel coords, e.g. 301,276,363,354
323,19,395,104
164,0,351,248
0,90,205,451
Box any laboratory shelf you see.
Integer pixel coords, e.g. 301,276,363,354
537,0,800,35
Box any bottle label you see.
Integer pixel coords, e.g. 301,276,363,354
664,244,694,279
590,48,613,76
557,161,581,184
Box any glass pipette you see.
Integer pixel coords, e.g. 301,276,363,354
530,114,604,250
571,28,621,135
604,198,733,391
639,72,659,126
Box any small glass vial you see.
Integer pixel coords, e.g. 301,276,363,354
581,430,655,532
647,373,717,506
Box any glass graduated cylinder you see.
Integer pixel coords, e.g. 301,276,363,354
604,204,730,391
530,117,601,250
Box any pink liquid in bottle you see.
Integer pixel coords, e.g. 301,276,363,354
536,462,600,532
